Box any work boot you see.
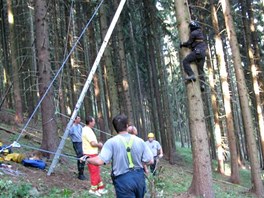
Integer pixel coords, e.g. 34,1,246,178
78,174,87,180
200,84,205,92
185,74,196,82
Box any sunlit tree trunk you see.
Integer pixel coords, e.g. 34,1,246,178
241,0,264,169
0,0,12,110
220,0,264,196
7,0,23,124
207,44,224,173
210,0,240,182
35,0,59,157
174,0,214,197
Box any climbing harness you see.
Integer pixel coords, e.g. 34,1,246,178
118,135,135,168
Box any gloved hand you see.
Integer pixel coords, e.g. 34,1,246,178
79,155,89,162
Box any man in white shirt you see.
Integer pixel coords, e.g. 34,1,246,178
145,132,163,175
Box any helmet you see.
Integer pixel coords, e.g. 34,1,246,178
148,133,155,138
189,21,200,31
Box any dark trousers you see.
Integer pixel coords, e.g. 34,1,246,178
112,169,146,198
150,158,157,175
72,142,85,175
183,50,206,85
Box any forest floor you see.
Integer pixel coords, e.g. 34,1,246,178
0,122,261,198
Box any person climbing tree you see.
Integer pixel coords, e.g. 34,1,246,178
68,116,86,180
180,20,207,91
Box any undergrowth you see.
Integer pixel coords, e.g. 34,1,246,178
0,127,261,197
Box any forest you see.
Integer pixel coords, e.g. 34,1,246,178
0,0,264,197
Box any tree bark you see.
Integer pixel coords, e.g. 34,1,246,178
210,0,240,182
112,0,133,121
35,0,59,157
220,0,264,196
99,3,120,127
174,0,214,197
240,0,264,169
7,0,23,124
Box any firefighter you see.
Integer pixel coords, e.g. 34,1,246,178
145,133,163,175
180,20,207,91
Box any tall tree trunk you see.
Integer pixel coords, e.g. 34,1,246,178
210,0,240,182
143,0,165,142
0,0,11,110
53,0,67,129
7,0,23,124
99,3,120,126
35,0,59,157
113,0,133,121
28,1,39,122
85,4,108,141
128,19,146,134
174,1,214,197
207,42,224,173
220,0,264,196
241,0,264,169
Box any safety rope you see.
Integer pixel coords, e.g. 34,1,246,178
54,111,113,137
55,0,74,114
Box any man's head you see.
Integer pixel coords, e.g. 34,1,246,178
74,116,81,124
86,116,95,128
127,125,138,135
112,114,128,133
189,20,200,31
147,132,155,142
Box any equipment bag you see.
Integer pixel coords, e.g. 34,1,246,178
22,159,46,170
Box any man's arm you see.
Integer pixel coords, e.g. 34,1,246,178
158,148,163,158
90,141,103,148
180,31,197,48
157,142,163,158
87,155,105,166
143,142,154,165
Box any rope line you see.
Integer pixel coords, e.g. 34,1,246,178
55,111,113,137
19,143,79,161
15,0,105,143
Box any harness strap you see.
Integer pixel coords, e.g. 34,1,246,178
118,135,135,168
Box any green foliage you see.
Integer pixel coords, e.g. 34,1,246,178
239,168,252,188
0,144,259,197
42,188,74,198
145,167,166,197
0,179,32,198
177,146,193,167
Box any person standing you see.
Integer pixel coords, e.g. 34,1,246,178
127,125,138,136
68,116,86,180
82,116,107,196
180,20,207,91
84,114,153,198
145,132,163,175
127,125,149,174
